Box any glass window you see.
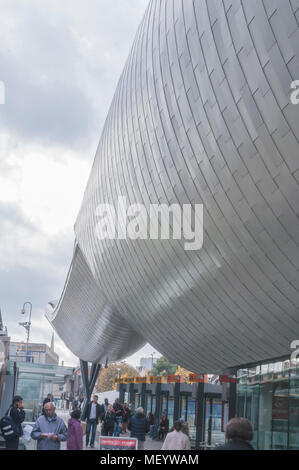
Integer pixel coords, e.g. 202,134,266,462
186,397,196,445
180,395,187,421
168,398,174,428
272,381,289,450
146,393,152,416
161,394,168,416
258,382,273,450
289,366,299,450
152,396,156,416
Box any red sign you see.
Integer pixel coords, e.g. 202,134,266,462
272,397,288,421
219,375,237,383
99,436,138,450
188,373,207,383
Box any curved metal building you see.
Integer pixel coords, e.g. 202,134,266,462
47,0,299,373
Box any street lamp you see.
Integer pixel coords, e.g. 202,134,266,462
19,301,32,362
150,352,155,370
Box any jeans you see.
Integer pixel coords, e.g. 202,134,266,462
149,424,157,439
113,417,122,436
86,419,97,446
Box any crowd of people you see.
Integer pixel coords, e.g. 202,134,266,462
1,394,255,451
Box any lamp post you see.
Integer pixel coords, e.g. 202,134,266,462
19,302,32,362
150,352,155,370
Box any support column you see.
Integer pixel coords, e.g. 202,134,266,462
129,383,134,403
229,381,237,420
155,383,162,425
141,383,146,410
80,360,101,421
173,383,180,422
119,383,125,404
195,382,205,449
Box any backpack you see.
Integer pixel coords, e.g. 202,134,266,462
0,407,20,440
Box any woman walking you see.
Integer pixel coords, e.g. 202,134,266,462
67,409,83,450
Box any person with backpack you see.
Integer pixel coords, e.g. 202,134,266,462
0,395,25,450
128,407,147,450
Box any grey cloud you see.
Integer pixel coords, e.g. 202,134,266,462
0,0,148,156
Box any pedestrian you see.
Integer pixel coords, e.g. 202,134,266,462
128,400,135,416
85,394,103,448
101,404,116,436
128,407,147,450
1,395,25,450
31,402,67,450
113,398,123,436
67,409,83,450
121,402,130,433
103,398,110,413
162,421,191,450
72,396,79,410
146,411,154,433
42,393,52,415
158,414,169,440
178,418,189,436
215,418,254,450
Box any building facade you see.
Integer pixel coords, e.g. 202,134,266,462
237,359,299,450
47,0,299,374
9,341,59,365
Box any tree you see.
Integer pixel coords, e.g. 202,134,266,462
96,362,140,393
150,356,178,377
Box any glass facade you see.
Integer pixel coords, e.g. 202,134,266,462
237,360,299,450
168,398,174,428
204,398,225,446
8,361,74,422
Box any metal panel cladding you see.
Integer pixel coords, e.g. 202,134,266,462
47,0,299,373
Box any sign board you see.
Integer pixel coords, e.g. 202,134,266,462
135,377,147,384
123,377,135,384
219,375,237,384
149,376,163,383
99,436,138,450
167,375,184,383
188,373,207,383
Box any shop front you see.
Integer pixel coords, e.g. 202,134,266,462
237,360,299,450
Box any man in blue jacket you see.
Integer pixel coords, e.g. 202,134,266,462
4,395,25,450
31,402,67,450
128,407,147,450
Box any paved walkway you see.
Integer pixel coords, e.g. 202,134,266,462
57,409,163,451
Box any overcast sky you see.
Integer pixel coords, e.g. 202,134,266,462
0,0,161,367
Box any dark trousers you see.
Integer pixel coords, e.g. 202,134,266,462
101,427,114,436
6,436,19,450
158,428,167,440
86,419,97,446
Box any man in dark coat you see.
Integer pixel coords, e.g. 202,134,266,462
128,407,147,450
42,394,52,415
85,394,104,448
5,395,25,450
215,417,254,450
